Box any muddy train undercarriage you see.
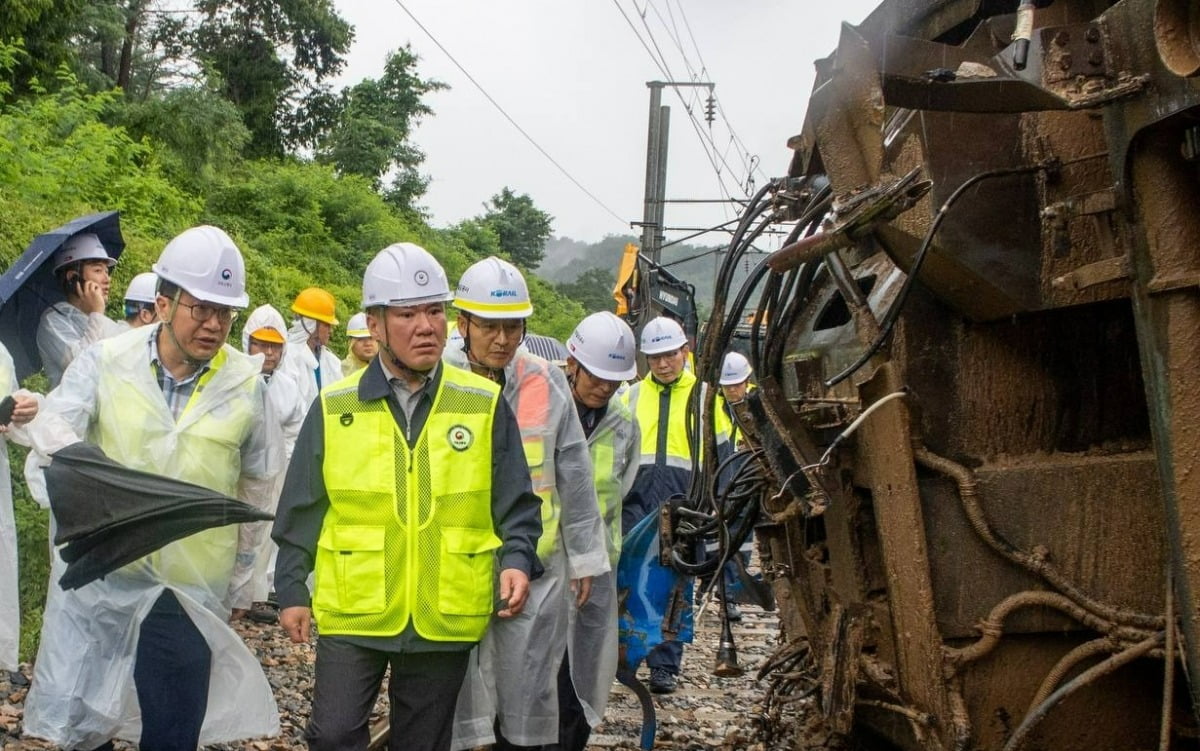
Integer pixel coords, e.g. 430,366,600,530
678,0,1200,748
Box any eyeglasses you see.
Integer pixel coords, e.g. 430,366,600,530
470,318,525,338
176,300,237,324
576,363,622,390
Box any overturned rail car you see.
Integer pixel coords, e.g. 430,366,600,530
711,0,1200,748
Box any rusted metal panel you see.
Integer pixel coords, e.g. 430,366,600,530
920,453,1164,638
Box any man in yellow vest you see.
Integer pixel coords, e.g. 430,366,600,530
446,256,608,751
23,225,283,749
621,316,731,694
340,311,377,376
559,311,640,750
272,243,542,751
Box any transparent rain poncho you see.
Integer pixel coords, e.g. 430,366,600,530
446,347,610,748
20,325,283,748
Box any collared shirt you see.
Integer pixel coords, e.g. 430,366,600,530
377,356,437,442
574,399,608,440
148,325,211,423
272,356,543,653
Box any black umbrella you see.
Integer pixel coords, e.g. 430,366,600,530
0,211,126,380
522,333,569,363
45,442,273,590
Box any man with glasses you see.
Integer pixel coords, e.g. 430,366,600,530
23,225,283,750
557,311,640,750
447,257,608,751
621,316,731,694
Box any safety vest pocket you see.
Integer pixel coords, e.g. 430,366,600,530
315,525,387,614
438,526,501,616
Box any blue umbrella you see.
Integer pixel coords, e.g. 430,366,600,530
0,211,125,380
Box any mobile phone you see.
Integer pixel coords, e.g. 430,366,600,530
0,396,17,426
494,596,510,614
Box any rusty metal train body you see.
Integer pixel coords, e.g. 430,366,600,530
711,0,1200,748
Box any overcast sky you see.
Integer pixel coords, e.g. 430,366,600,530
331,1,881,247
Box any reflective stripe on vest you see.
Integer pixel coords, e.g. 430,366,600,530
511,356,560,561
315,366,501,641
625,368,699,470
588,399,634,567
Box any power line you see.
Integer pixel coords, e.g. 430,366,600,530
389,0,627,227
657,0,769,185
610,0,743,204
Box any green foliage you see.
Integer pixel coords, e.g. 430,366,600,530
114,82,251,189
479,187,554,269
11,440,48,662
316,47,445,205
193,0,353,157
0,0,87,98
554,267,616,315
0,35,591,659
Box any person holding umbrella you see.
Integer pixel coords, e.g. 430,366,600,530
35,232,124,388
21,225,283,750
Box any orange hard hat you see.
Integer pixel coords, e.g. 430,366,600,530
249,327,286,344
291,287,339,325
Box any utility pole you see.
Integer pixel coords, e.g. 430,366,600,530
639,80,714,266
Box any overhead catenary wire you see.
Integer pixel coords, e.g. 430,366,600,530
389,0,627,227
611,0,749,210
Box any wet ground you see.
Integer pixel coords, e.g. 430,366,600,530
0,596,813,750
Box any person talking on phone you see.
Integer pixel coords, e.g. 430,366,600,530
36,233,124,387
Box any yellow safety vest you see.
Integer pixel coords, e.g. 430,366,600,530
624,368,705,470
509,354,561,561
91,331,260,596
588,398,635,567
315,365,502,641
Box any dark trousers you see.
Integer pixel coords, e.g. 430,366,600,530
646,640,683,675
307,637,470,751
494,650,591,751
134,589,212,750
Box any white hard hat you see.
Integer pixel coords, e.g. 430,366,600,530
152,225,249,308
640,316,688,355
568,312,637,381
241,304,287,352
53,233,117,272
362,242,453,308
346,312,371,338
720,351,753,386
453,256,533,319
123,272,159,304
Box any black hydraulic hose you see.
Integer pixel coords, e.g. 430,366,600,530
823,164,1047,388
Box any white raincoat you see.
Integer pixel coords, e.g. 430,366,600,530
36,301,124,387
21,325,283,748
568,396,639,730
0,343,40,671
448,348,610,749
278,316,343,412
232,305,307,604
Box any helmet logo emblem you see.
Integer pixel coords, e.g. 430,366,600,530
448,425,473,451
490,289,518,298
414,270,429,286
220,268,232,280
